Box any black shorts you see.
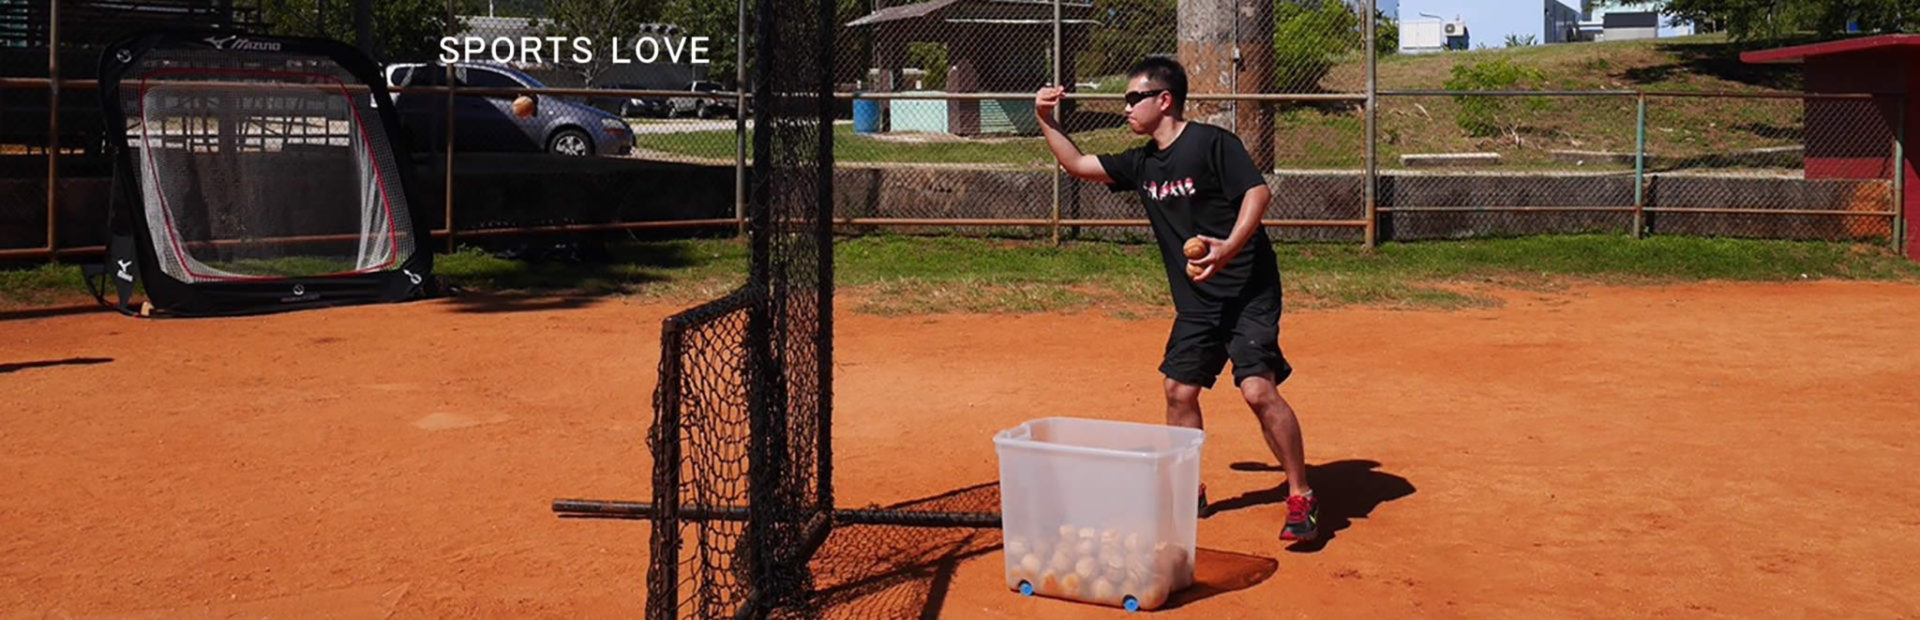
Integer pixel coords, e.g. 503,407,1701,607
1160,285,1291,389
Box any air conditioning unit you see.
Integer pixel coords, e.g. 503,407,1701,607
1444,21,1463,35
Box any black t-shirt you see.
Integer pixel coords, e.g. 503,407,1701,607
1098,122,1278,310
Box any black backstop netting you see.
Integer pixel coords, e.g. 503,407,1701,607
552,0,1004,616
652,0,837,616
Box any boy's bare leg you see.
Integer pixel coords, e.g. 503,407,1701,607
1163,377,1204,430
1237,372,1311,497
1164,377,1208,511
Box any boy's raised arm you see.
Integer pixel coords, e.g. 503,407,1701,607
1034,86,1113,185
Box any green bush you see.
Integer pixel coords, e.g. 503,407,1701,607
1444,57,1549,141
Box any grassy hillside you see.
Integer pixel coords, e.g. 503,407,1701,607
1329,32,1802,93
637,33,1842,174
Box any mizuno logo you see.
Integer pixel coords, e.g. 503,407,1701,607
203,36,282,52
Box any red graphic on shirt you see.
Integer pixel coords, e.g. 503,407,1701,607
1143,177,1195,201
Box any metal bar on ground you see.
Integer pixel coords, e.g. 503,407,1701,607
551,499,1003,528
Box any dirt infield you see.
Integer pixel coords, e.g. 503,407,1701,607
3,281,1918,618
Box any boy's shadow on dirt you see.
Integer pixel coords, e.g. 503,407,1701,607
1205,459,1415,554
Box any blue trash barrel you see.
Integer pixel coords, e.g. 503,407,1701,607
853,95,881,133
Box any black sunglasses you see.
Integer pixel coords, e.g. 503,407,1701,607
1123,88,1168,107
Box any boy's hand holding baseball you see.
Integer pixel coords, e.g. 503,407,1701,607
1035,86,1066,122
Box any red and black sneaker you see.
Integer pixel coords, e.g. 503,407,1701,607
1280,492,1320,541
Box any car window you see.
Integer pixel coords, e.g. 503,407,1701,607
405,67,447,87
464,69,523,90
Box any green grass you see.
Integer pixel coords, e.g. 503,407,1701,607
433,240,747,302
204,256,362,278
0,262,87,307
9,235,1915,314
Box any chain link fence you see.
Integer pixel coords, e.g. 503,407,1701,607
1376,93,1641,240
1643,93,1897,242
0,0,1910,261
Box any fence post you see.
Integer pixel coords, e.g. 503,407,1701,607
45,0,59,262
1362,0,1377,249
1894,95,1905,254
1050,0,1063,246
1633,91,1647,239
737,0,749,238
443,0,457,253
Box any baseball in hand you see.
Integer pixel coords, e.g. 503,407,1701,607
1183,237,1207,260
1186,263,1204,279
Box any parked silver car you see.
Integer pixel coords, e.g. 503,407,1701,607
389,62,634,156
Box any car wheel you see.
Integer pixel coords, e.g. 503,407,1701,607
549,128,591,156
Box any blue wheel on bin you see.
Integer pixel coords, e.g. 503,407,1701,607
1124,595,1140,612
1018,581,1034,596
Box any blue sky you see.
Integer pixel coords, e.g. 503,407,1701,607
1395,0,1695,46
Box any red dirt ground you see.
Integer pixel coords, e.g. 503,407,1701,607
3,281,1918,618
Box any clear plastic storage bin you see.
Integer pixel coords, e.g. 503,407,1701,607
993,417,1205,612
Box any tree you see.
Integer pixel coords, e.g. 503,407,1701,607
1601,0,1920,43
456,0,548,18
1270,1,1397,91
905,42,949,90
654,0,866,90
1376,14,1400,56
1503,33,1537,47
1084,0,1179,81
543,0,658,86
261,0,460,63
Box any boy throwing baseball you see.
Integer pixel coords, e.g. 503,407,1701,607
1035,57,1317,542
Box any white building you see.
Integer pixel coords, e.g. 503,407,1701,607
1575,1,1668,42
1542,0,1583,43
1400,14,1469,54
